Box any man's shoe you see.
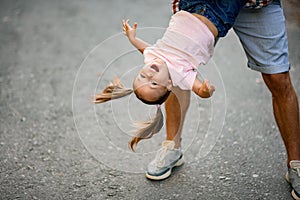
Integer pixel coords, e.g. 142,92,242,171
286,160,300,200
146,140,184,180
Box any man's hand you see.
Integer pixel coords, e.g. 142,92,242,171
122,19,137,40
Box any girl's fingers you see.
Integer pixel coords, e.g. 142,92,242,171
133,22,137,29
122,19,137,36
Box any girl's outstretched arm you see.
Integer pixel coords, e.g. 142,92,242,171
192,78,215,98
122,19,151,54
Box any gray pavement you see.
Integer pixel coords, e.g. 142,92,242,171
0,0,299,199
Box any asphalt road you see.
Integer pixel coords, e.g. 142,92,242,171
0,0,299,199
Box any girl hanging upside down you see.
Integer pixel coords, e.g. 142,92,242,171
94,7,225,150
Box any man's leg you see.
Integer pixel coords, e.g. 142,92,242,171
262,72,300,199
262,72,300,166
165,87,191,148
234,1,300,198
233,1,297,163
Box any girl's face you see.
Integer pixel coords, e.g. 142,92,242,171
133,58,172,102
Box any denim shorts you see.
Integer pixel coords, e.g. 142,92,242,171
177,0,247,37
233,0,290,74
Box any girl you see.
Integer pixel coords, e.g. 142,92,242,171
95,0,248,152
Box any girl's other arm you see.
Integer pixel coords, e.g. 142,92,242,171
192,78,215,98
122,19,150,54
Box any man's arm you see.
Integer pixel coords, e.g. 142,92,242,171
192,78,215,98
122,19,151,54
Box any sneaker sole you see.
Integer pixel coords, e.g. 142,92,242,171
145,156,184,181
285,172,300,200
292,191,300,200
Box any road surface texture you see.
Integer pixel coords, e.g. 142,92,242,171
0,0,299,199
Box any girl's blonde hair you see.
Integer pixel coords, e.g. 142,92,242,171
93,77,133,103
94,77,168,151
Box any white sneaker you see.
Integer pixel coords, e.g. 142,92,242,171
146,140,184,180
286,160,300,200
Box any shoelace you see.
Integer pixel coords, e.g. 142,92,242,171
154,146,168,168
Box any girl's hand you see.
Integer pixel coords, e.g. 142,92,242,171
121,19,150,54
199,79,215,98
193,78,215,98
122,19,137,40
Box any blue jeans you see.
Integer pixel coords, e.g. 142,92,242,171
178,0,248,37
233,0,290,74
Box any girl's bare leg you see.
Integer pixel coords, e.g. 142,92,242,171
165,87,191,148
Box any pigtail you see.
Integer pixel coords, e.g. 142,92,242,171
93,77,133,103
129,105,164,151
94,76,169,152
